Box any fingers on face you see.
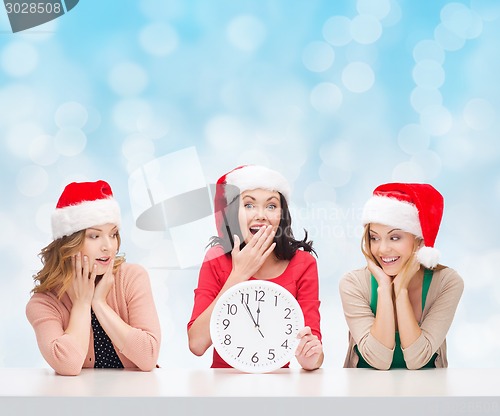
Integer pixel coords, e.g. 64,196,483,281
254,226,276,251
103,260,114,277
73,252,81,271
72,252,98,281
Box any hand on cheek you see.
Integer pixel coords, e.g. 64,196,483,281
92,261,114,305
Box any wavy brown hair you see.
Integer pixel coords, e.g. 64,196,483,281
32,230,125,299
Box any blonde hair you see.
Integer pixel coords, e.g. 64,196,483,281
32,230,125,299
361,224,445,296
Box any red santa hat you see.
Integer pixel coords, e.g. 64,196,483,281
213,165,291,237
362,183,444,269
51,180,121,240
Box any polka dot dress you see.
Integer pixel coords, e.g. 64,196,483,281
91,309,124,368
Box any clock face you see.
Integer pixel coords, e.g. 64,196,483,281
209,280,305,373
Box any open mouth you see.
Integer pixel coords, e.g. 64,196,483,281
381,256,399,265
95,257,111,265
249,225,266,235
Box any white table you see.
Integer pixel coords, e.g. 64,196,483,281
1,368,499,416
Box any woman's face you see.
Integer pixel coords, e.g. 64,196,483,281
238,189,282,244
81,223,119,274
368,223,416,276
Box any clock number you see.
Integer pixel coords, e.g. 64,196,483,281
274,295,278,307
227,304,237,315
237,346,244,357
251,352,259,363
240,293,249,304
222,319,230,330
255,290,265,302
224,334,231,345
281,340,288,349
284,308,291,319
285,324,293,335
267,349,276,360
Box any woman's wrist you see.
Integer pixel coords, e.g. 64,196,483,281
394,287,409,302
377,284,393,296
91,298,108,313
70,297,93,310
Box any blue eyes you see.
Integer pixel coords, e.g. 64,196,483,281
244,203,277,210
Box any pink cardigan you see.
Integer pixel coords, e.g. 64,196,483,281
26,263,161,376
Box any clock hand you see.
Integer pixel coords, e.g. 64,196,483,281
243,301,258,326
255,302,265,338
243,301,265,338
256,301,261,327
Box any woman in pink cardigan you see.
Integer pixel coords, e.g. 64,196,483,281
26,180,161,376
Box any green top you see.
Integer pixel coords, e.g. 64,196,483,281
355,269,437,369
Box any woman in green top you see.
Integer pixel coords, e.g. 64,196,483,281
339,183,463,370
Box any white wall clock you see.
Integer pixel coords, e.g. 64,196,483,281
209,280,305,373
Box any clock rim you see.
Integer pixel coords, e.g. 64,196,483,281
209,280,305,373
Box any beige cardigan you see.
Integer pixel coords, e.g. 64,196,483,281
339,266,463,370
26,263,161,376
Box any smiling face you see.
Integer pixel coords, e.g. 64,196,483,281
238,189,282,244
368,223,417,276
81,223,119,274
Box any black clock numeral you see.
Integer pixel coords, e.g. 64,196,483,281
224,334,231,345
285,324,293,335
274,295,278,307
251,352,259,363
255,290,265,302
281,340,288,349
237,346,244,357
267,349,275,360
222,319,230,330
284,308,291,319
227,304,237,315
240,293,249,304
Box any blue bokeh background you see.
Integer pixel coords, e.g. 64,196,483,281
1,0,499,369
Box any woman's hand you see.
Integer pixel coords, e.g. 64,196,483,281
92,261,114,307
66,252,96,307
365,256,392,288
295,326,323,370
393,253,420,295
229,226,276,282
63,253,96,358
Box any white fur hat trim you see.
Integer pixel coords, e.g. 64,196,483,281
51,198,121,239
362,195,423,237
225,165,291,203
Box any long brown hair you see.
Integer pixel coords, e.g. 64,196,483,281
32,230,125,299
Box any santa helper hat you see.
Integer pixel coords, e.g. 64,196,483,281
51,180,121,240
213,165,291,237
362,183,444,269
